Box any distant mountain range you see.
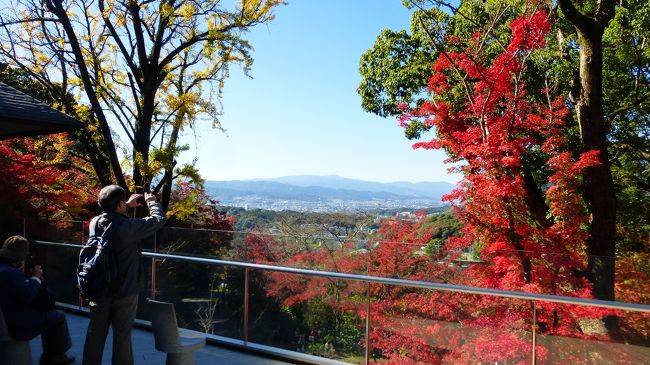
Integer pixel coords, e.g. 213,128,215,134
204,175,456,212
260,175,455,197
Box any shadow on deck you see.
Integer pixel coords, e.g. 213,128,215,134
30,311,296,365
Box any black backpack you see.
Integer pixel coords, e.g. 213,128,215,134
76,216,124,300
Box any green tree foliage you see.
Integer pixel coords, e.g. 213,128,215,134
601,0,650,255
358,26,437,120
419,212,461,254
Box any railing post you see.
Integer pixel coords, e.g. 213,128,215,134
244,268,250,345
531,300,537,365
365,281,371,365
151,232,157,300
79,221,86,309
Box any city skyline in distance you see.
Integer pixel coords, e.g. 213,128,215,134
204,174,456,212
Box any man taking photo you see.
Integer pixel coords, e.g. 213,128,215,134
82,185,165,365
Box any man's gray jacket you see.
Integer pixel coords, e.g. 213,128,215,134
91,200,165,298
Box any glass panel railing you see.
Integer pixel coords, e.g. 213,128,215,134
247,273,367,363
314,279,366,364
147,256,245,340
27,220,86,307
19,223,650,364
31,241,83,306
244,267,299,347
615,252,650,306
368,287,533,364
535,304,650,364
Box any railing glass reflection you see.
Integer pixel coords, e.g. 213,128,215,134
22,221,650,364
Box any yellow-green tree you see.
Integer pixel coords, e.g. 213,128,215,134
0,0,283,209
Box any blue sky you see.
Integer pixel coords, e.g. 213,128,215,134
182,0,460,184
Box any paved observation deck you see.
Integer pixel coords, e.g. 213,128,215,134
29,311,295,365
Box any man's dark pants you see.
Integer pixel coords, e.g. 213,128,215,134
10,309,72,358
82,294,138,365
41,310,72,358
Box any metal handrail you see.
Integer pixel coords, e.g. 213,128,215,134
33,240,650,313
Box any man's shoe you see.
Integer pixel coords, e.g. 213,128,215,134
40,353,75,365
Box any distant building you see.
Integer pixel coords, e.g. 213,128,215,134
396,211,418,222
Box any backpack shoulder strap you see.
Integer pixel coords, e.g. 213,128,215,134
88,214,124,240
88,216,100,237
101,216,125,239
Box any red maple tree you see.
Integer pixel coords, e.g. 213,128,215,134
406,8,596,295
0,134,97,230
241,7,649,364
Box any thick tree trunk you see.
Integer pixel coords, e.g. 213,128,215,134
576,29,617,301
133,81,156,195
558,0,617,301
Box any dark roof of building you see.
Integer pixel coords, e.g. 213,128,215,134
0,82,84,139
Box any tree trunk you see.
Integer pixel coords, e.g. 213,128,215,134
557,0,617,301
576,28,617,301
45,0,127,190
72,128,113,187
522,166,552,229
133,81,156,194
159,122,181,212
